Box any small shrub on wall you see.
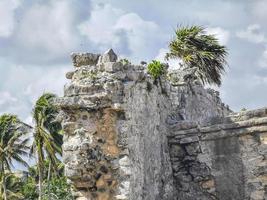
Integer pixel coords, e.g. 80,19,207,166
147,60,166,79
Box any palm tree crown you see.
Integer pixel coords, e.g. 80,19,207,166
31,93,62,166
0,114,30,200
0,114,29,171
166,25,228,86
31,93,63,200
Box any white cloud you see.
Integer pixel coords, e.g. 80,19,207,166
206,27,230,45
15,1,79,57
1,0,267,115
259,49,267,68
236,24,266,44
24,115,34,126
0,63,69,122
237,25,267,69
23,66,68,103
0,0,21,37
0,91,18,106
79,3,166,62
252,0,267,20
115,13,163,59
79,4,125,47
154,48,182,69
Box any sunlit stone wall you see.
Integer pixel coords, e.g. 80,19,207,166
56,49,267,200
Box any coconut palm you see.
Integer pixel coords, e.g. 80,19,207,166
1,172,25,200
166,25,228,86
0,114,30,200
31,93,63,200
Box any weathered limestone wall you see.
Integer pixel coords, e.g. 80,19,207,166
169,109,267,200
57,49,266,200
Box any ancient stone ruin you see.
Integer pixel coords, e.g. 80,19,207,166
56,49,267,200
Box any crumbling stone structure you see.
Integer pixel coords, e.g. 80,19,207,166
57,49,267,200
169,110,267,200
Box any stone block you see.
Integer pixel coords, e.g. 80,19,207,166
98,49,117,63
200,179,215,189
66,71,75,79
71,52,100,67
180,136,199,144
65,167,82,179
103,62,123,73
185,143,201,156
170,144,186,158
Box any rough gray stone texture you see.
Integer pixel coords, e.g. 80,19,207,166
98,49,118,64
169,109,267,200
123,81,175,200
56,50,267,200
71,52,100,67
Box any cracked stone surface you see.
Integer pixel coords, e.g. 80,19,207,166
56,49,266,200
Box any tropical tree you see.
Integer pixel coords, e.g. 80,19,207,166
0,114,30,200
21,160,70,200
21,175,39,200
30,93,63,200
1,172,25,200
43,176,73,200
166,25,228,86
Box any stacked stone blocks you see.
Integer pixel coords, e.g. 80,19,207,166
57,49,266,200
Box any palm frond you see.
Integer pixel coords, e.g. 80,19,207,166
0,114,30,175
32,92,63,185
166,25,228,86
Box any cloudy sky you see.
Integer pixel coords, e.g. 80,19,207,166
1,0,267,123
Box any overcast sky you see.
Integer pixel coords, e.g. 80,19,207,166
1,0,267,123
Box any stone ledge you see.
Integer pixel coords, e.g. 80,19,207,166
200,116,267,133
201,125,267,141
169,108,267,141
206,107,267,126
169,121,198,131
55,94,111,110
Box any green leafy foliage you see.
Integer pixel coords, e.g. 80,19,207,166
21,175,74,200
27,159,64,183
1,172,25,200
0,93,70,200
147,60,166,79
21,177,38,200
0,114,30,200
20,161,72,200
31,93,63,199
166,25,228,86
119,58,131,65
33,93,63,151
43,177,74,200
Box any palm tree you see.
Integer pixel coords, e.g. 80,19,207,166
31,93,63,200
166,25,228,86
0,114,30,200
1,172,25,200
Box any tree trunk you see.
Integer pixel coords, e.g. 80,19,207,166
0,167,2,199
38,155,43,200
2,173,7,200
47,160,51,200
0,163,7,200
0,179,2,199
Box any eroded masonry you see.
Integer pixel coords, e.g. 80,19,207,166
56,49,267,200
